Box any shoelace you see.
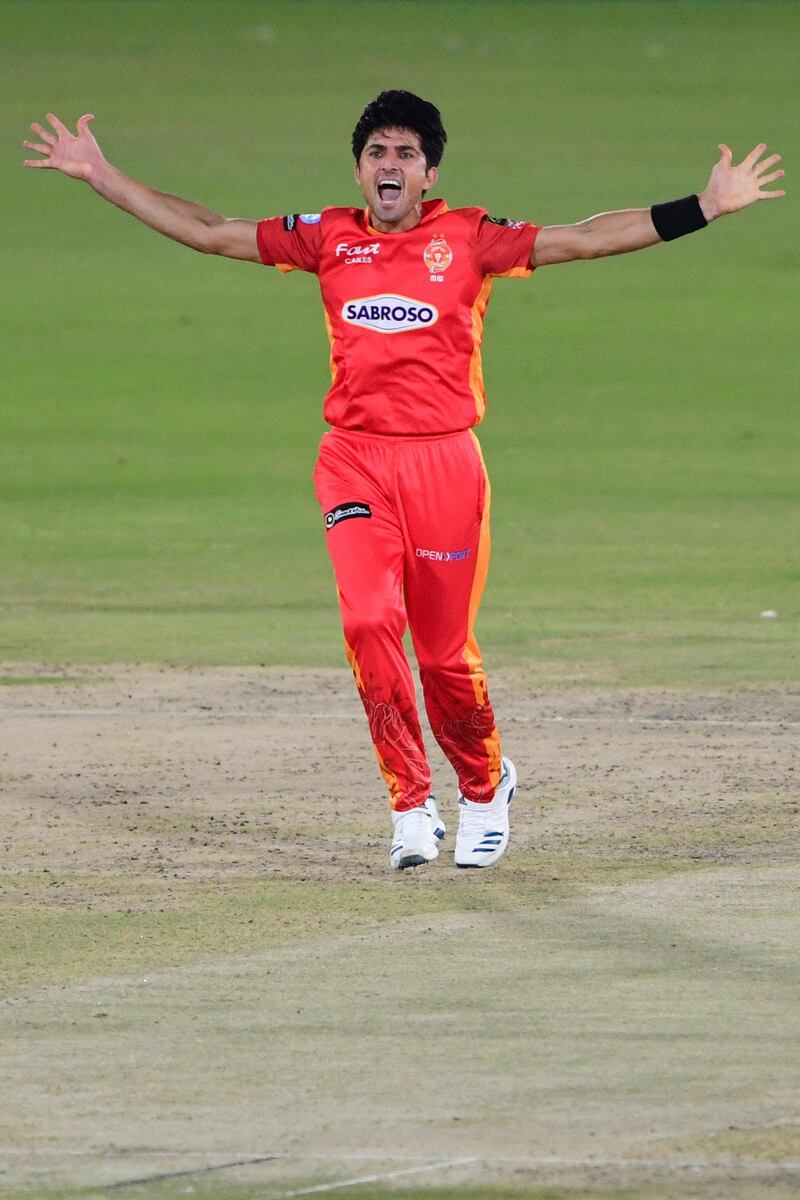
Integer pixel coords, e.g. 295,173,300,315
398,809,431,834
458,805,500,836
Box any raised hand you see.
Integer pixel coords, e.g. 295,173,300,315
23,113,107,181
699,143,785,220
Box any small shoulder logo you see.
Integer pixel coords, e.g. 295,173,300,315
299,213,321,225
483,214,525,230
423,236,453,283
324,501,372,530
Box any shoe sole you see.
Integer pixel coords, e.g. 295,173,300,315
393,843,439,870
455,841,508,868
397,853,432,869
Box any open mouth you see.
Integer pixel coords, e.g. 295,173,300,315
377,179,402,203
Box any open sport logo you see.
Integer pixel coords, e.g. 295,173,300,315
341,295,438,334
416,547,471,562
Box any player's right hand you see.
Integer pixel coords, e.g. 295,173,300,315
23,113,106,181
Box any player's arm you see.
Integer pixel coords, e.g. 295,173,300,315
23,113,260,262
532,144,785,266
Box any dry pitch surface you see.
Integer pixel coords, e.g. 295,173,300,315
2,666,799,1199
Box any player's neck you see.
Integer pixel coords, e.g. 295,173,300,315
367,205,423,234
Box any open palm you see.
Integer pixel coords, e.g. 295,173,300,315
701,143,785,218
23,113,106,181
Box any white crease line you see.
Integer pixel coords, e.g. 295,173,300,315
0,708,797,730
0,708,215,718
0,1149,408,1161
518,715,799,730
275,1156,479,1197
3,1149,800,1176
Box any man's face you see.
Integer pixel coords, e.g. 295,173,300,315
355,127,438,232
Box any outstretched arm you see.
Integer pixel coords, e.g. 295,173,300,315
532,143,785,266
23,113,260,262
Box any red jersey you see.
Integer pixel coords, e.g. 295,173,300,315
256,199,540,435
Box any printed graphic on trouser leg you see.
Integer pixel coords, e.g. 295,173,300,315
422,664,501,802
454,757,517,868
358,688,432,810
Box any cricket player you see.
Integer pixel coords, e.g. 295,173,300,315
24,91,784,870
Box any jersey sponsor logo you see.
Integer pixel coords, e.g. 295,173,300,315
300,213,321,224
342,295,438,334
415,547,471,562
483,214,525,229
283,214,298,231
324,501,372,530
336,241,381,264
423,235,453,279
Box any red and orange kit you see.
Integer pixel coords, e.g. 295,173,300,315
257,201,540,809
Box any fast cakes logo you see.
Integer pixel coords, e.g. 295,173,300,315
336,241,380,265
423,236,453,282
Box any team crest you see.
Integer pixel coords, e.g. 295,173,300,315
423,236,453,281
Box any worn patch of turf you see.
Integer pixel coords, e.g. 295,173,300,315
0,877,459,989
668,1123,800,1161
0,857,697,991
9,1183,645,1200
0,675,85,686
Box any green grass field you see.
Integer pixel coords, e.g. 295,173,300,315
2,4,800,1199
3,0,797,684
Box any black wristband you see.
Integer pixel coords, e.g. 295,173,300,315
651,194,708,242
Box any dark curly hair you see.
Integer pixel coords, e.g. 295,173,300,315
352,90,447,170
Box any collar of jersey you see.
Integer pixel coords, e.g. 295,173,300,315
363,197,448,234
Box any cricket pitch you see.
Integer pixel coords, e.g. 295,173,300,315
1,666,799,1199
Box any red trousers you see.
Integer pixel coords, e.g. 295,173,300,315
313,427,502,811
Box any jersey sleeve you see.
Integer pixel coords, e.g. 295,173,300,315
472,213,541,278
256,213,323,274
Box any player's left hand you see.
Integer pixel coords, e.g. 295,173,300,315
699,144,785,221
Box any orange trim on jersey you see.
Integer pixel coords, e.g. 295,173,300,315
462,432,502,791
492,264,532,279
467,277,494,424
422,199,449,222
343,631,403,808
275,262,297,274
322,309,339,385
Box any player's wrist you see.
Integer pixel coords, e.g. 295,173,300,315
85,157,117,193
697,189,722,223
650,194,709,241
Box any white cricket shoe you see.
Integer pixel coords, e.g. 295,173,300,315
390,796,446,870
454,757,517,868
